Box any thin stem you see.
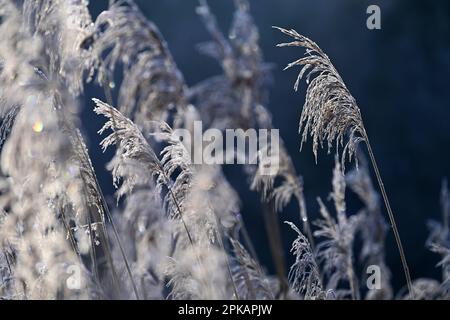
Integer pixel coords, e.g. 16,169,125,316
98,80,141,300
3,250,20,299
75,126,140,299
237,215,259,263
85,204,100,285
52,91,123,296
240,263,257,299
284,153,315,251
103,205,141,300
212,213,241,300
293,190,315,251
262,200,289,298
167,187,194,246
59,206,80,257
364,134,413,299
80,173,121,297
346,254,360,300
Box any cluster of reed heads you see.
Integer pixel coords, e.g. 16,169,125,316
0,0,448,300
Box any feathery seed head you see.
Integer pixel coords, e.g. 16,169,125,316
275,26,366,170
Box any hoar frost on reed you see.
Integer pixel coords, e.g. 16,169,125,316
0,0,448,301
0,1,93,299
86,0,187,125
275,26,414,298
93,99,238,299
284,221,324,300
194,2,314,293
314,159,362,300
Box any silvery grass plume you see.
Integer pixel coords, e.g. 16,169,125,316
426,179,450,297
0,2,96,299
86,0,187,125
0,1,135,299
154,132,240,299
165,166,235,300
194,0,292,294
94,98,190,299
194,0,270,129
195,0,308,222
195,1,314,278
89,1,243,297
103,114,174,299
29,0,138,297
106,169,173,300
93,99,240,299
20,0,103,233
116,190,172,299
229,238,274,300
194,0,263,131
346,153,393,299
22,0,94,95
66,128,121,291
251,105,313,246
274,27,364,167
89,0,240,219
275,26,413,298
314,159,362,300
0,91,93,299
284,221,326,300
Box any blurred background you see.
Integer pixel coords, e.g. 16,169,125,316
83,0,450,291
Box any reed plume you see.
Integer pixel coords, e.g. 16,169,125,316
0,0,446,301
314,159,361,299
86,0,187,124
194,3,314,287
275,26,413,298
285,221,324,299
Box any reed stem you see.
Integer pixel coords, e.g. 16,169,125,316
364,133,413,299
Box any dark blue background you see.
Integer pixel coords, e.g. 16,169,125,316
83,0,450,291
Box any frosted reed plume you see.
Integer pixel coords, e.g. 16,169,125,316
22,0,94,95
0,91,92,299
0,0,447,301
230,238,274,300
194,4,314,291
0,2,93,299
94,99,240,299
314,159,361,299
284,221,324,299
275,26,413,297
0,0,138,299
274,27,364,167
87,0,186,124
